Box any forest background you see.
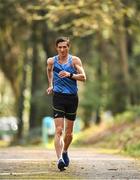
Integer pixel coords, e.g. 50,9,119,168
0,0,140,154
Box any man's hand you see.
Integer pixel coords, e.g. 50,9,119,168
46,86,53,95
59,71,70,78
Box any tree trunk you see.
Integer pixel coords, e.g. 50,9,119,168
117,27,129,87
29,22,39,130
17,47,28,139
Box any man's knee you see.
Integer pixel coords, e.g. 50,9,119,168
65,132,73,139
55,126,63,137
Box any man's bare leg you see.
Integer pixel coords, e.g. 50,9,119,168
64,119,74,151
54,118,64,159
62,119,74,167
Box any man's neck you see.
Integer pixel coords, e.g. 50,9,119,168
58,54,69,63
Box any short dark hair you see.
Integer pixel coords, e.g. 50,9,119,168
55,37,70,47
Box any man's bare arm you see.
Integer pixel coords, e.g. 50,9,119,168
58,57,86,82
72,57,86,82
46,58,53,94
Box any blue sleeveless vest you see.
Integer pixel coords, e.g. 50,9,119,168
53,54,78,94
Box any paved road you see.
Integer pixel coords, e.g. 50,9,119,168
0,147,140,179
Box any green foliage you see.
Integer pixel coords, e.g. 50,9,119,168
44,0,129,37
114,111,135,123
0,72,16,116
73,113,140,158
127,105,140,117
1,0,140,139
125,143,140,157
113,105,140,125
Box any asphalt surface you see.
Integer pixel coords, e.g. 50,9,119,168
0,147,140,179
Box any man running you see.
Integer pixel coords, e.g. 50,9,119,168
46,37,86,171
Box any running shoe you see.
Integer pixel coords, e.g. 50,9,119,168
62,152,70,167
57,158,66,171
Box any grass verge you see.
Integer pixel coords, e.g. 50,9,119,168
73,118,140,158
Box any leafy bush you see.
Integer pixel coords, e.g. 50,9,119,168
125,143,140,157
127,105,140,118
114,111,135,123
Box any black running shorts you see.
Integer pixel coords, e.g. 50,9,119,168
52,92,78,121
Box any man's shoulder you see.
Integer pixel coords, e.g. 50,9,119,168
47,57,53,61
47,57,54,65
71,55,81,62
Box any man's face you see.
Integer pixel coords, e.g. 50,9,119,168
56,41,69,57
